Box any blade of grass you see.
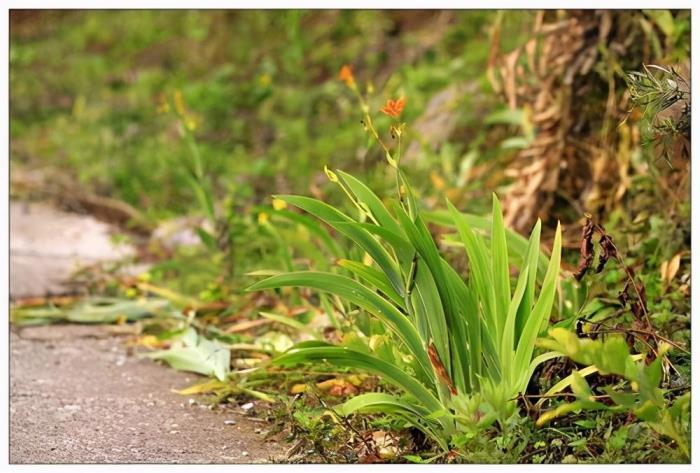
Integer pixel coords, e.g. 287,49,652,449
491,194,510,334
514,222,562,373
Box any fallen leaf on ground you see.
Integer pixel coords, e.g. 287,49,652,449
225,318,271,333
142,327,230,381
130,334,170,349
173,379,230,395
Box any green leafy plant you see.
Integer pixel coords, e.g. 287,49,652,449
535,328,690,459
163,90,240,278
248,165,562,450
624,64,690,164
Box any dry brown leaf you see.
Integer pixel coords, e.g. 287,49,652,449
661,253,682,286
369,430,400,460
317,378,358,397
225,318,271,333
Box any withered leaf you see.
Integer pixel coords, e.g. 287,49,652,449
427,343,457,395
595,233,617,273
660,253,682,286
574,217,595,280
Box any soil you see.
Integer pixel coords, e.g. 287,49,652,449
9,324,287,464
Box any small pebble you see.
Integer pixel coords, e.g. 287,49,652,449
188,398,196,405
241,402,254,411
254,428,261,434
224,420,237,426
241,451,249,457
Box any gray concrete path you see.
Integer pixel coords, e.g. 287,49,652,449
10,325,286,464
9,202,287,463
10,201,136,299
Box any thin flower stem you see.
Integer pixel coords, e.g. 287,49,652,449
363,113,392,157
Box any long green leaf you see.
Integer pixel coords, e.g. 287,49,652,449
336,259,404,308
335,392,448,450
501,263,529,385
394,205,454,373
424,209,548,279
333,222,405,297
410,259,450,373
447,200,498,340
441,261,480,392
278,195,405,297
271,207,343,257
248,272,431,381
514,222,562,372
338,170,403,236
515,220,541,339
273,345,442,412
491,194,510,334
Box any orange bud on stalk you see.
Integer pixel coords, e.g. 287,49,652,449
339,65,355,86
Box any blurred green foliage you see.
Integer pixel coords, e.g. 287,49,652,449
10,10,532,219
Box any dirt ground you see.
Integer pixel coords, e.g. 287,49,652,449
9,324,287,464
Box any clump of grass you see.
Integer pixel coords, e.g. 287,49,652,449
248,66,563,451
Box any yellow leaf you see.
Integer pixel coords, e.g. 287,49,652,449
173,90,186,116
131,334,168,349
430,171,446,191
660,252,681,288
667,253,681,283
347,374,366,387
173,379,229,395
290,384,308,394
659,260,669,282
536,409,558,427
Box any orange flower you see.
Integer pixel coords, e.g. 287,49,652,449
381,97,406,118
339,65,355,86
